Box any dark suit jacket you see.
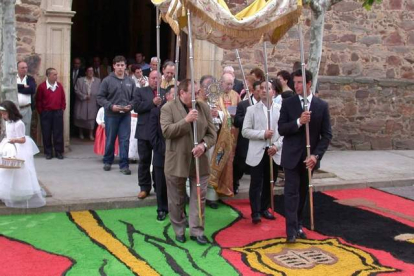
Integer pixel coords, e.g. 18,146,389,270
233,78,244,94
149,106,165,167
234,97,254,159
278,95,332,170
142,68,151,77
133,86,166,140
17,75,36,110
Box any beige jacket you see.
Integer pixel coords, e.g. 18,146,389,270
161,98,217,178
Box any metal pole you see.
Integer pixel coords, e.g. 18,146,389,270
156,7,161,98
187,9,203,226
174,35,180,99
298,23,315,231
235,49,251,105
262,41,275,216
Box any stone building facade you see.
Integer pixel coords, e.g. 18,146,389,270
8,0,414,149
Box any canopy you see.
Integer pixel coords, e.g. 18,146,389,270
152,0,302,49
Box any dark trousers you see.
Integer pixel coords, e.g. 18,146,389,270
138,139,153,192
154,166,168,213
249,152,278,217
40,110,64,156
233,155,248,190
284,161,311,238
104,114,131,169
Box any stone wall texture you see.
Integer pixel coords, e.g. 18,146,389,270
223,0,414,150
318,76,414,150
223,0,414,80
15,0,41,75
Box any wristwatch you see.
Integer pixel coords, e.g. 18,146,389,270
314,155,319,160
203,142,208,151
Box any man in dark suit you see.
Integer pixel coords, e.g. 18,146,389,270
233,81,261,194
278,69,332,243
134,70,166,199
148,85,174,221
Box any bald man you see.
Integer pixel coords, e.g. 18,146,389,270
223,66,244,94
133,70,166,199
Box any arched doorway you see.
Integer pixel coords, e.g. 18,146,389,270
69,0,176,138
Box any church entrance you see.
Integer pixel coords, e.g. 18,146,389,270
69,0,185,138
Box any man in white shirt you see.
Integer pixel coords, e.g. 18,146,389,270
16,61,36,136
242,81,282,224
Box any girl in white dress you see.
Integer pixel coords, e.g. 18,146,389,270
0,101,46,208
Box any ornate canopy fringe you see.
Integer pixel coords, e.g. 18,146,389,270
152,0,302,49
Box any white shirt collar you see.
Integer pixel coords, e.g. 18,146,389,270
299,93,313,102
46,80,58,91
299,93,313,109
17,75,27,85
251,96,259,105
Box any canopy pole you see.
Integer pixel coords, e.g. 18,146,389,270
235,49,251,105
262,41,275,216
298,23,315,231
156,7,161,98
187,9,203,226
174,35,180,99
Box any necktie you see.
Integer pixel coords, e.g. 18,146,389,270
153,90,157,98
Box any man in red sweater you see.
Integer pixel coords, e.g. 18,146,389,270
36,68,66,159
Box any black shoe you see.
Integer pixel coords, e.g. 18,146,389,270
261,210,276,220
45,154,52,160
252,213,261,224
190,235,208,245
120,168,131,175
103,164,111,171
286,236,296,243
56,153,64,160
157,211,167,221
297,228,307,239
175,235,186,243
207,200,219,209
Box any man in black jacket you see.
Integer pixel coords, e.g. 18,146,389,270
148,85,174,221
233,81,262,194
97,56,135,175
278,69,332,243
134,70,166,199
16,61,37,136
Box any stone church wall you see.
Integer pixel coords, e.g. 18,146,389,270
224,0,414,149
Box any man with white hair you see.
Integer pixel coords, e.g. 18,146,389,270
143,57,159,77
223,66,244,94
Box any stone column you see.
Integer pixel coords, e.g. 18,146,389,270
192,40,224,81
0,0,3,101
1,0,18,104
35,0,75,150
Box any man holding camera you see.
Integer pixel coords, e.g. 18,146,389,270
97,55,135,175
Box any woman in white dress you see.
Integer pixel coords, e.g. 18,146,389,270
0,101,45,208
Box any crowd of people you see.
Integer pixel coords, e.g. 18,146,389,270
0,53,332,245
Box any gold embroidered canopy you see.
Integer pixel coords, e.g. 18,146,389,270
152,0,302,49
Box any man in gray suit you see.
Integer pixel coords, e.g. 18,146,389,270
160,79,216,245
242,81,283,224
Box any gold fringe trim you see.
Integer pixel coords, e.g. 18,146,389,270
182,0,302,40
161,13,180,35
270,9,302,44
